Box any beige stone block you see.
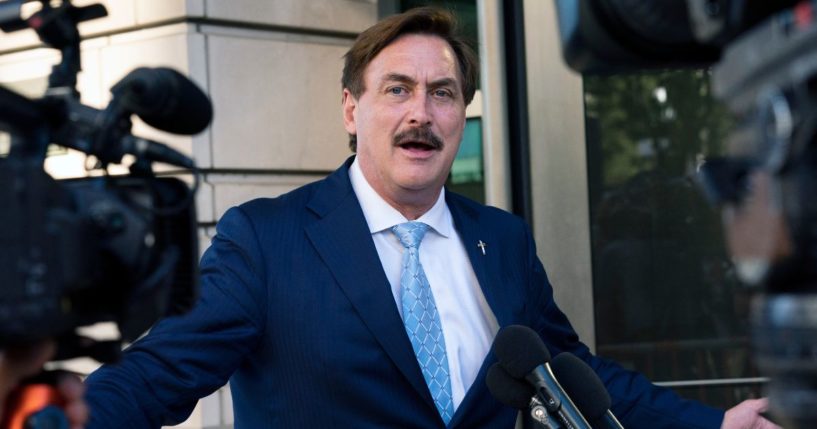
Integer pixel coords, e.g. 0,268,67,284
102,23,198,84
0,30,40,55
199,389,222,426
205,0,376,33
205,30,351,171
0,48,59,92
136,0,205,24
207,173,326,220
220,385,234,425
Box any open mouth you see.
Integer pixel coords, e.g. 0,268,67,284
398,141,437,151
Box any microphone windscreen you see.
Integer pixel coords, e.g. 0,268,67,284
112,67,213,135
486,363,536,409
492,325,551,379
550,352,611,421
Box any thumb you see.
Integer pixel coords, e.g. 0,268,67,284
743,398,769,413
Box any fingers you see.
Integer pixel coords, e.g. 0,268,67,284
743,398,781,429
58,373,89,429
722,397,781,429
743,397,769,412
64,399,89,429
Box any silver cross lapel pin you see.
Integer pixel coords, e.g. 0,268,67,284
477,240,487,255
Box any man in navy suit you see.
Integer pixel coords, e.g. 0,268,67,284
84,6,777,428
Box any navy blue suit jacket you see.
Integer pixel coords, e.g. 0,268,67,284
86,157,724,428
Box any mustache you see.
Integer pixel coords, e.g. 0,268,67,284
393,127,443,150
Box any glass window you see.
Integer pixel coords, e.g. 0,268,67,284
448,117,484,203
585,70,762,408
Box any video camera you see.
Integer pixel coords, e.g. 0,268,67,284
0,0,208,363
555,0,816,427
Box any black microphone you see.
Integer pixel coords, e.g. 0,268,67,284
111,67,212,135
493,325,590,429
550,353,625,429
487,362,536,409
120,135,195,169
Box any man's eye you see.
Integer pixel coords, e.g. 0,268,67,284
434,89,452,98
389,87,405,95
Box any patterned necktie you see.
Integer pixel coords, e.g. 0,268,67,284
391,221,454,424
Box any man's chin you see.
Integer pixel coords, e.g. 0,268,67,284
395,175,446,194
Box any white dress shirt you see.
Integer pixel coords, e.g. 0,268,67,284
349,158,499,410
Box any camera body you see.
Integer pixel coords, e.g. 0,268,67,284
0,0,204,362
0,163,198,349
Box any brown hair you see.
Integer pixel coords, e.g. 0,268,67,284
342,6,478,151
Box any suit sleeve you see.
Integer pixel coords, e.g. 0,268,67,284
520,223,725,429
85,206,268,428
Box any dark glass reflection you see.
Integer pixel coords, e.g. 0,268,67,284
448,118,484,203
585,70,762,405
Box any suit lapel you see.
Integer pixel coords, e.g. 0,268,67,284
304,158,435,408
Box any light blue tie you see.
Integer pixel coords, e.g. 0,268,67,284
392,221,454,424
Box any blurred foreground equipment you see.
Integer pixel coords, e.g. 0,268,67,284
555,1,817,426
0,0,208,363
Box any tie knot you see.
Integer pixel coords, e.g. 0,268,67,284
391,221,429,249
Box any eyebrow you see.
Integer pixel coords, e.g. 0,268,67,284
428,77,458,91
380,73,459,91
381,73,417,87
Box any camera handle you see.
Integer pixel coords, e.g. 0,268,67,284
0,1,107,97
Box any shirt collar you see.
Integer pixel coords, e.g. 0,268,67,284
349,156,452,238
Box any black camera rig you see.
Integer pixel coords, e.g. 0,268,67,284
0,0,209,363
556,0,817,427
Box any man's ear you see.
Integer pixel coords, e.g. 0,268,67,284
342,89,357,135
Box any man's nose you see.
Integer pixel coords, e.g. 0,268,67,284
407,93,432,126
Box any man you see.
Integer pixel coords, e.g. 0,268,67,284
85,7,776,428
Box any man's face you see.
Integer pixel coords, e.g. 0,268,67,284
343,34,466,211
